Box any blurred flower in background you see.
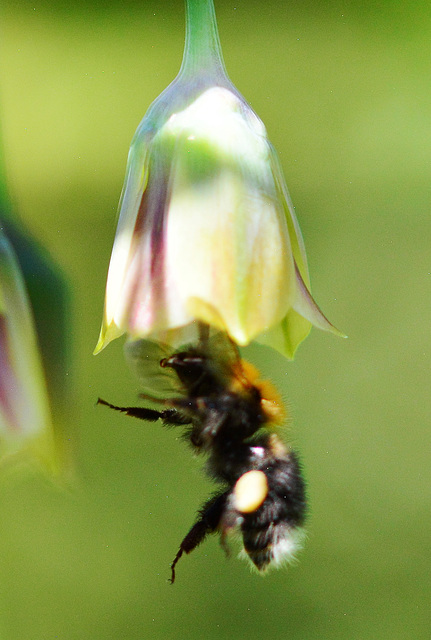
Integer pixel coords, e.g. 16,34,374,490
96,0,341,359
0,230,57,472
0,133,72,476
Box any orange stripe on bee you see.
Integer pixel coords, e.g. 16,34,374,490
231,359,286,427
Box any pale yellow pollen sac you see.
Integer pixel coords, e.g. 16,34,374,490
233,470,268,514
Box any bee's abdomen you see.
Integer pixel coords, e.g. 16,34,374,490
241,453,306,571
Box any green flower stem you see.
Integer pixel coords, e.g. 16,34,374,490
180,0,227,80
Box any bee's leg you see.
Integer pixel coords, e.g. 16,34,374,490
166,396,225,433
169,490,229,584
97,398,190,426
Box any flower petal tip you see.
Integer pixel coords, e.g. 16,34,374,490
293,262,346,339
93,335,105,356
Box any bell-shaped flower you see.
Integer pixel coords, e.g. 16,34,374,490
95,0,342,359
0,230,57,472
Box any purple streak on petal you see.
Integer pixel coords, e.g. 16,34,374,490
0,314,20,431
124,153,171,327
134,165,168,280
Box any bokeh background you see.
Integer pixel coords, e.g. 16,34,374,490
0,0,430,638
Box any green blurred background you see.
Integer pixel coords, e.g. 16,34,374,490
0,0,430,638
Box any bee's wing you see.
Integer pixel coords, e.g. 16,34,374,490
124,338,180,399
205,330,239,362
124,331,244,398
203,331,245,382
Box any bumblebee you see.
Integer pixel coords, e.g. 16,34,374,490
98,332,306,583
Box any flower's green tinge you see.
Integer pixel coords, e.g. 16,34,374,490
0,232,57,472
95,0,342,358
